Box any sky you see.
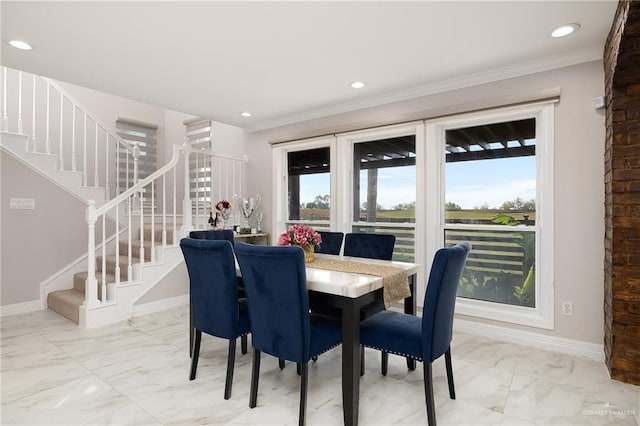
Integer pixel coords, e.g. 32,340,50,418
299,156,536,210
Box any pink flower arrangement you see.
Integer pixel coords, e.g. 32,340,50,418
277,224,322,248
215,200,231,211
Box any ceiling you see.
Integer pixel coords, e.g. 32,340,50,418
1,1,617,132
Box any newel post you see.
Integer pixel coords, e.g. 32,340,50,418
84,200,100,308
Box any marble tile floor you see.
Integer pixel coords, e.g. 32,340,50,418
1,305,638,426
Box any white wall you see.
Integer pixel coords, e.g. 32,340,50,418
1,151,89,304
134,261,189,305
246,61,605,345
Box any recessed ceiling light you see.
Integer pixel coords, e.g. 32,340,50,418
240,112,252,117
350,81,365,89
9,40,32,50
551,23,580,38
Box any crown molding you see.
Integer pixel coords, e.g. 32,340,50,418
246,44,604,133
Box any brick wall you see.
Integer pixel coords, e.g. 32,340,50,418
604,0,640,386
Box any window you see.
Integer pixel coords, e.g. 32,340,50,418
426,103,554,329
186,119,213,212
445,118,536,307
288,147,331,224
273,105,553,328
350,135,417,262
116,117,158,209
273,137,336,234
116,117,157,192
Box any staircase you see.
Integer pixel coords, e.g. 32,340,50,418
2,66,249,328
47,224,177,324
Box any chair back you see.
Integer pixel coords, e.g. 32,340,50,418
422,242,471,362
189,229,235,244
180,238,242,339
316,231,344,255
344,233,396,260
234,243,312,364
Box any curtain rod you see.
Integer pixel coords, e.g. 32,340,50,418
268,89,561,146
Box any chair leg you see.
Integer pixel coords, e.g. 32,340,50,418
381,351,389,376
250,348,261,408
296,363,301,375
279,358,285,370
360,346,365,376
424,362,436,426
241,334,248,355
445,347,456,400
224,338,236,400
299,363,308,426
189,329,202,380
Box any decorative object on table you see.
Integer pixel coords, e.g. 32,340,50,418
232,194,241,231
277,224,322,263
215,200,232,229
239,194,261,233
256,211,264,232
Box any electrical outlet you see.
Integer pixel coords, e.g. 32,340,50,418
561,301,573,316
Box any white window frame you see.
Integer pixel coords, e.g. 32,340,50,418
272,136,338,235
424,102,555,329
335,122,423,230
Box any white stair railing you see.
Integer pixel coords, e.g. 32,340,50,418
1,66,138,201
84,142,248,308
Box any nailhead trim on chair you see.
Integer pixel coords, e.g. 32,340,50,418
319,342,341,355
361,344,423,362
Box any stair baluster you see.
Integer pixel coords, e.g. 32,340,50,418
2,67,8,132
45,82,50,153
17,71,23,134
71,105,77,172
31,74,37,151
58,94,64,169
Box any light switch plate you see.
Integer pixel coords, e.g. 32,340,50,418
9,198,35,209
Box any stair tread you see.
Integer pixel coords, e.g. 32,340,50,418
75,271,118,281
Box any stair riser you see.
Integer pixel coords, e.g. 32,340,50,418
96,256,132,280
143,228,175,245
118,242,152,261
47,291,81,324
73,272,114,295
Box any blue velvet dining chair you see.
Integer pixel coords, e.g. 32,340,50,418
315,231,344,255
234,243,342,426
343,232,395,260
179,238,251,400
343,232,396,374
189,229,235,243
188,228,247,350
359,242,471,426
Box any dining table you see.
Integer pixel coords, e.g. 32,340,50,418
188,252,420,426
305,253,419,426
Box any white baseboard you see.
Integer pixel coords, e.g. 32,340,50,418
1,300,43,317
454,318,604,362
131,294,189,317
